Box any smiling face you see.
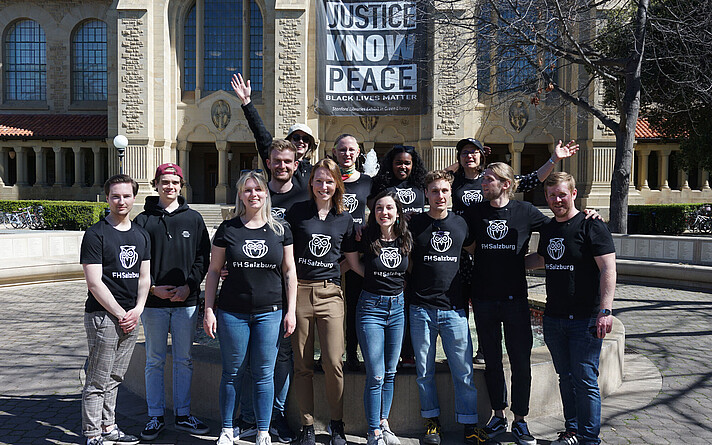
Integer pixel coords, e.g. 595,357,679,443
106,182,136,217
426,179,451,212
459,144,483,169
374,195,399,230
289,130,311,159
333,136,360,169
156,173,182,202
392,152,413,181
311,167,336,204
266,148,297,183
240,177,267,211
545,182,578,220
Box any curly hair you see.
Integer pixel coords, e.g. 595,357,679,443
370,145,427,197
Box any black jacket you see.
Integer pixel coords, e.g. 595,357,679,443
133,196,211,307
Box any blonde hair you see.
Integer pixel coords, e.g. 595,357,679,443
308,158,346,214
543,171,576,193
486,162,519,199
234,171,284,236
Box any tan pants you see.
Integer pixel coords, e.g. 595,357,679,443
292,279,345,426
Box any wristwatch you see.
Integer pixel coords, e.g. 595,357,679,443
149,285,156,295
599,308,612,316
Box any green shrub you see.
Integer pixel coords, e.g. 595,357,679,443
627,204,698,235
0,200,108,230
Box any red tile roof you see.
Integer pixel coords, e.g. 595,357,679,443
636,118,664,139
0,114,107,139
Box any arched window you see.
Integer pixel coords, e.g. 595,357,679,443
71,20,107,102
183,0,263,94
4,19,46,101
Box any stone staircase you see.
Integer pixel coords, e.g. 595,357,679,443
189,203,231,230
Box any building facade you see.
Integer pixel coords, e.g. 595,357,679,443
0,0,710,208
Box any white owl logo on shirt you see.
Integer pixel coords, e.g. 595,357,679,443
486,220,509,240
308,234,332,258
547,238,565,261
379,247,402,269
342,194,359,213
462,190,483,206
243,240,269,259
431,231,453,253
119,245,138,269
271,207,286,219
395,188,416,205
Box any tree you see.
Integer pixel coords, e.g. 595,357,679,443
424,0,649,233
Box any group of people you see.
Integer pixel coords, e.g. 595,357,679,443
78,73,616,445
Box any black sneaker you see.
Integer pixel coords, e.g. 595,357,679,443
551,431,578,445
464,425,500,445
236,416,257,439
511,420,536,445
269,411,296,443
140,416,165,440
101,426,139,444
86,438,104,445
423,417,441,445
175,414,209,435
474,351,485,365
295,424,316,445
327,419,348,445
483,416,507,438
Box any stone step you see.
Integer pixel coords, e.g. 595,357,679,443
189,203,230,229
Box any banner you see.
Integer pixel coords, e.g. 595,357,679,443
316,1,428,116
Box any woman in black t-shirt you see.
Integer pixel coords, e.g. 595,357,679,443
285,158,359,443
349,190,412,445
203,171,297,445
369,144,428,215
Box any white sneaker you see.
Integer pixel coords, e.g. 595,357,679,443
257,433,273,445
216,428,234,445
380,420,401,445
367,431,386,445
552,431,578,445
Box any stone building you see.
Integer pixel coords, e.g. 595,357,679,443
0,0,709,208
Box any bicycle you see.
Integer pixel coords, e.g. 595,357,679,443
686,204,712,233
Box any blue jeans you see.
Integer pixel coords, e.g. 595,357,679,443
356,291,405,432
472,298,533,417
544,316,603,445
141,306,198,417
217,309,282,430
238,324,293,423
409,305,478,424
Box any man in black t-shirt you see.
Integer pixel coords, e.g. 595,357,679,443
525,173,616,445
80,175,151,445
408,170,495,445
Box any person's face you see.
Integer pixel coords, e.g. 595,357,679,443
374,196,398,230
392,152,413,180
459,144,482,169
332,137,360,169
266,149,297,182
156,173,181,201
545,182,577,219
106,182,135,216
481,169,509,201
240,178,267,211
289,131,311,159
426,179,451,211
311,167,336,204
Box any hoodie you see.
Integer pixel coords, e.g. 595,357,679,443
133,196,211,307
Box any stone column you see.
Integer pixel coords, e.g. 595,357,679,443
702,170,711,191
72,147,84,188
658,149,671,190
636,149,650,190
53,146,66,187
0,148,8,185
177,141,192,201
680,170,691,190
33,146,47,187
92,146,103,187
511,143,524,175
215,141,229,203
15,146,29,186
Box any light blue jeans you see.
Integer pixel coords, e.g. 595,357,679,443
217,309,281,430
356,290,405,432
409,305,478,425
141,306,198,417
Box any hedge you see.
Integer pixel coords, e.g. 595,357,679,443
627,204,699,235
0,200,108,230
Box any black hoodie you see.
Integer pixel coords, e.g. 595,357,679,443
133,196,211,307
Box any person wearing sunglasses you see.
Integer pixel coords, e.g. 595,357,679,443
232,73,316,191
203,170,298,445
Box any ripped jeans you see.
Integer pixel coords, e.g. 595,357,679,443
356,290,405,432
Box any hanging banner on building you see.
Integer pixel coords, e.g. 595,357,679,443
316,0,428,116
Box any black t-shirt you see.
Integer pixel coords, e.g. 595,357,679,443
408,212,473,310
270,183,309,219
467,200,549,300
80,219,151,313
359,238,409,296
285,200,356,285
452,174,485,215
212,218,293,314
537,212,615,319
344,174,372,225
385,180,426,214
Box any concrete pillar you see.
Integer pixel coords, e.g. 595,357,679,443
15,146,29,186
92,146,103,187
658,149,671,190
33,146,47,187
177,141,192,201
0,148,8,185
53,146,66,187
680,170,690,190
636,149,650,190
72,147,84,188
702,170,711,191
511,142,524,175
215,141,229,204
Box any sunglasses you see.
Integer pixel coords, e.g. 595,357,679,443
291,134,310,143
460,150,480,157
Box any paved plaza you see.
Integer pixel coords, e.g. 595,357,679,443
0,278,711,444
